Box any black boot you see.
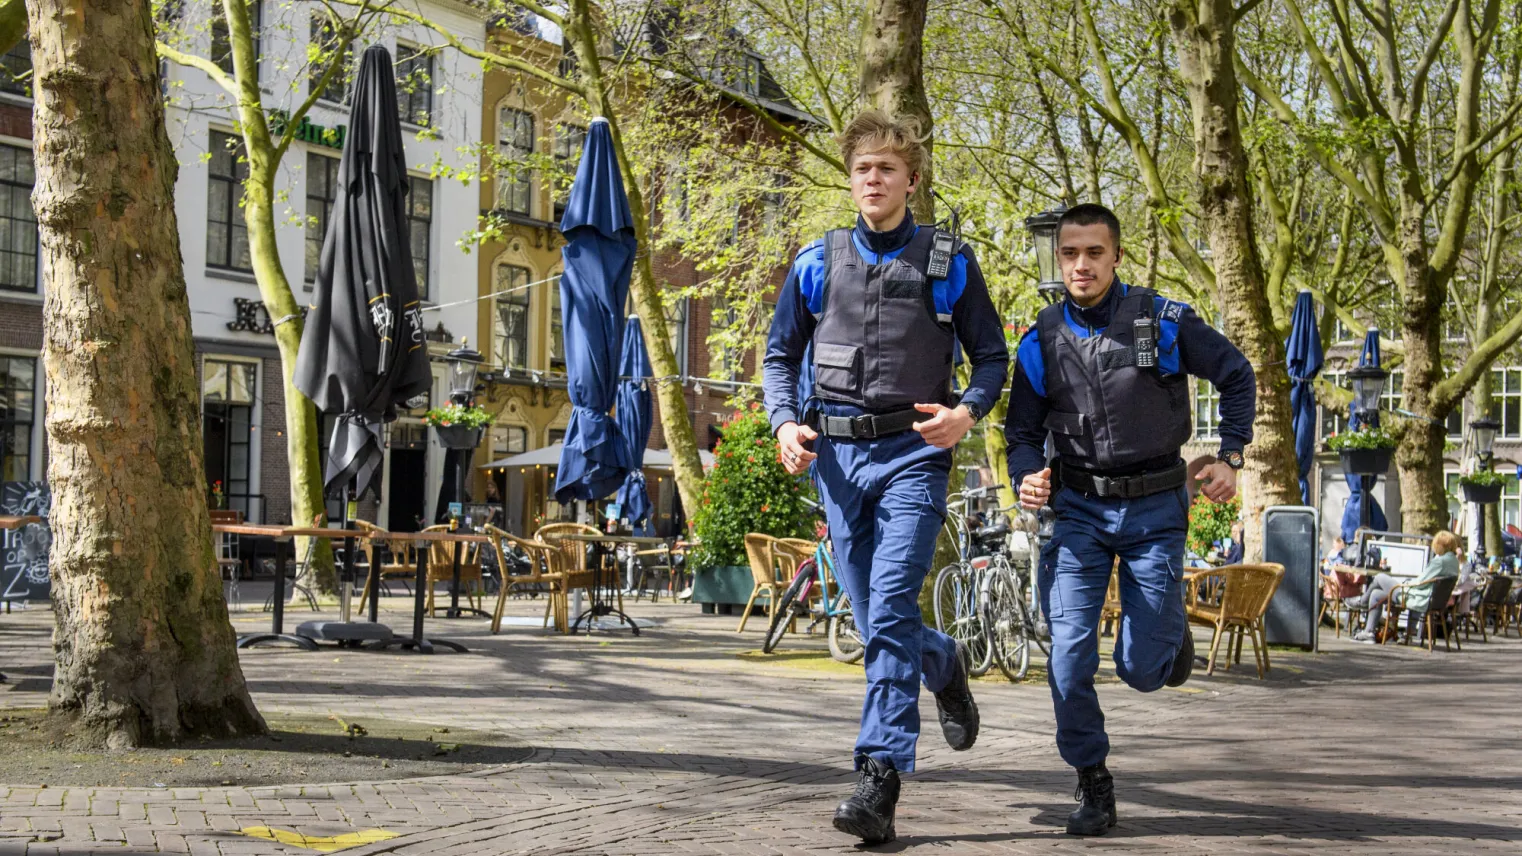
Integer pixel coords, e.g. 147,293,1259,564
833,756,900,845
1066,763,1117,836
1165,628,1195,687
934,641,980,750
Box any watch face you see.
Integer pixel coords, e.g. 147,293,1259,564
1223,451,1244,469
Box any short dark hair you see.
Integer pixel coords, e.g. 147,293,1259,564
1058,202,1122,246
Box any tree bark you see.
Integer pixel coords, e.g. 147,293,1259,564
860,0,934,223
30,0,265,748
565,0,707,523
1169,0,1300,556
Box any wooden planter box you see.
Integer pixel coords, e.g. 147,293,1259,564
1461,482,1504,504
1339,447,1393,477
691,565,753,615
433,425,484,450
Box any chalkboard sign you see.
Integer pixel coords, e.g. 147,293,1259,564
1,481,51,602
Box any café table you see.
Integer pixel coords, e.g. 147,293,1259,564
212,524,369,651
0,515,42,682
555,533,669,635
363,529,486,654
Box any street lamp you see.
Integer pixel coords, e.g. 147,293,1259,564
446,341,484,405
1347,364,1389,424
1023,204,1067,305
1471,417,1500,469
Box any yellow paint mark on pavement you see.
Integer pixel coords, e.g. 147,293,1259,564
1163,685,1204,694
237,827,399,852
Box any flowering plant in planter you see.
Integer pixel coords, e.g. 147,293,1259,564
1186,493,1240,557
209,479,225,509
423,403,493,429
690,404,817,568
1325,426,1398,451
1459,469,1507,487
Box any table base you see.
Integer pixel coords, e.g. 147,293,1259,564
570,604,641,636
236,633,319,651
369,637,468,654
440,606,494,619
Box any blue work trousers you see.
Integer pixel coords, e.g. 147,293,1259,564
1038,484,1189,770
814,417,958,773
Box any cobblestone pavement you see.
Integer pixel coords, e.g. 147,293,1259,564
2,591,1521,855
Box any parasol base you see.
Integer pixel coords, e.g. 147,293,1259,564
296,620,394,648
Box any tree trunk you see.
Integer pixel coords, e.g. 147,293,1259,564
566,0,707,523
30,0,265,748
1395,236,1450,535
220,0,334,590
860,0,934,223
1169,0,1300,557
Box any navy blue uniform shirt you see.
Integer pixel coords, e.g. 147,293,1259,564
763,212,1010,433
1003,280,1256,486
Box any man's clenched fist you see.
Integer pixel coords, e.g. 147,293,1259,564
1020,467,1052,510
776,422,818,475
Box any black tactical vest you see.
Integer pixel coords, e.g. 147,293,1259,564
1036,285,1192,471
810,226,955,410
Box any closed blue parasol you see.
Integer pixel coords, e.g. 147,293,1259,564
1341,330,1388,541
1285,291,1324,504
555,118,635,502
614,316,653,532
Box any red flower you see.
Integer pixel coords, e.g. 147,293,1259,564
761,503,770,512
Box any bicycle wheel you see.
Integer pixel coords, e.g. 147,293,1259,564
763,562,815,654
988,569,1031,681
935,563,992,677
827,594,865,664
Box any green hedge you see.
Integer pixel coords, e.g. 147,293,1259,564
690,405,818,568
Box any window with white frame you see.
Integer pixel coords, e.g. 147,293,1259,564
406,175,432,300
550,281,565,370
1493,367,1522,438
309,16,352,105
1194,379,1220,441
394,43,433,127
211,0,261,78
496,107,535,216
664,293,688,377
0,356,35,482
206,131,252,273
0,144,37,293
304,152,338,284
553,123,586,222
493,264,531,370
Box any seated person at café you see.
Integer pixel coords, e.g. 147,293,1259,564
1350,530,1460,643
1222,521,1245,566
1321,537,1365,600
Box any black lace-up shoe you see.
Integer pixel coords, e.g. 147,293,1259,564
1066,763,1117,836
1165,627,1195,687
934,640,980,750
833,755,900,845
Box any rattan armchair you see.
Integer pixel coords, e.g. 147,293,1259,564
485,525,569,632
421,525,485,617
1184,563,1285,678
535,522,621,618
1100,561,1122,637
355,520,418,612
738,533,783,633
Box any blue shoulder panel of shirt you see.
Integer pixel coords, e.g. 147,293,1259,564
1016,287,1189,399
793,228,968,318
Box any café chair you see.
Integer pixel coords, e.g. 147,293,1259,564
355,521,418,612
422,524,485,617
485,526,570,632
535,522,621,619
1184,563,1285,678
1468,575,1513,641
738,533,785,633
1383,574,1461,653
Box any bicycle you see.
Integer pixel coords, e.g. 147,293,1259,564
933,487,1000,677
762,523,865,664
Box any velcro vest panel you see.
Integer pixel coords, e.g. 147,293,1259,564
1036,286,1192,471
810,226,955,410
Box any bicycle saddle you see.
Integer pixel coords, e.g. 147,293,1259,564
973,520,1010,543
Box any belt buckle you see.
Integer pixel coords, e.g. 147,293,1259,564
851,414,875,439
1090,475,1111,498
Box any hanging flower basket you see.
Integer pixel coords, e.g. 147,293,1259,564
1461,482,1503,504
1339,448,1392,477
433,424,483,450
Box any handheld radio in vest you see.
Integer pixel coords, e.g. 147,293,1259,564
1133,316,1158,369
927,230,955,279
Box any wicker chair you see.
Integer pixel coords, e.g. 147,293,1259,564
1185,563,1286,678
1383,574,1461,652
422,525,485,617
1468,575,1513,641
535,522,620,618
1100,562,1122,637
355,521,420,612
484,525,568,632
738,533,783,632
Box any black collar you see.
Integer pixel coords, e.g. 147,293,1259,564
1066,279,1127,331
854,211,916,256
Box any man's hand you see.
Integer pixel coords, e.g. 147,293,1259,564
912,403,975,449
1019,467,1053,510
776,421,818,475
1195,461,1238,503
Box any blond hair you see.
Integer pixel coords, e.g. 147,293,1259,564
1432,530,1459,555
837,110,929,179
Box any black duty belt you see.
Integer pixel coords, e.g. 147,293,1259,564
809,408,920,440
1058,461,1187,499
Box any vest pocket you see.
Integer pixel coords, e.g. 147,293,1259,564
1043,409,1090,459
813,342,861,401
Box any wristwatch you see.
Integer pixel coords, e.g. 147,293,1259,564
962,400,985,423
1219,449,1245,470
